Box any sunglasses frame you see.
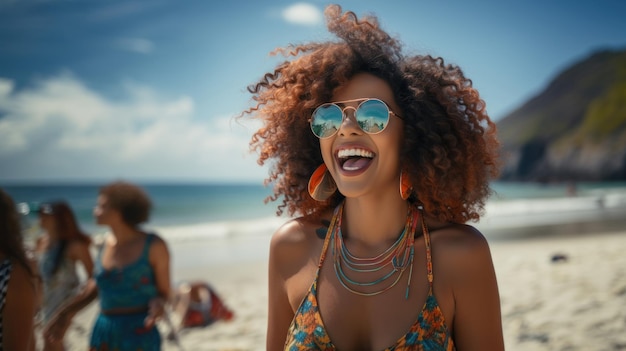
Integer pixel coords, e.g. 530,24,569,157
310,98,402,139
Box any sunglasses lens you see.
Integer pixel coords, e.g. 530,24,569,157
355,99,390,134
311,99,392,138
311,104,343,138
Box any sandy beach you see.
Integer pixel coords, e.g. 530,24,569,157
50,226,626,351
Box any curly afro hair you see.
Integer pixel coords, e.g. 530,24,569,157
99,181,152,227
242,4,500,224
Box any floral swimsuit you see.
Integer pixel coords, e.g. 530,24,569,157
284,205,456,351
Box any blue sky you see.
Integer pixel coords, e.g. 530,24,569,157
1,0,625,184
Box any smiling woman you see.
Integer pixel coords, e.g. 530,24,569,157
242,3,503,351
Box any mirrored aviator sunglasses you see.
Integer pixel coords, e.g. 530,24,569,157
310,98,401,139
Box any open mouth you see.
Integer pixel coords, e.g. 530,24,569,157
337,148,375,171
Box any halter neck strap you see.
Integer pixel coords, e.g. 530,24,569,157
420,209,434,286
318,204,341,269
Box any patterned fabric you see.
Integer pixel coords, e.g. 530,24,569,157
182,287,234,328
39,242,81,323
0,259,13,351
89,311,160,351
90,233,160,351
94,233,158,310
284,205,456,351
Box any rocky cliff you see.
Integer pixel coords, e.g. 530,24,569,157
496,48,626,181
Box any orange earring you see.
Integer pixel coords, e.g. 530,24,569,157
400,170,412,200
308,164,337,201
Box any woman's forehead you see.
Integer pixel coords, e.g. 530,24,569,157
331,73,398,109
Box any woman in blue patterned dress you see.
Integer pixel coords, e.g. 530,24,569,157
43,181,171,351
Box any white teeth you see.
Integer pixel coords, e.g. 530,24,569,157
337,148,373,159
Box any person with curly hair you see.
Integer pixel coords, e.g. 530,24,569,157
0,188,40,351
43,181,171,351
243,4,504,350
35,200,93,351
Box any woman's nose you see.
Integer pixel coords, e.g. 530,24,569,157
338,107,362,136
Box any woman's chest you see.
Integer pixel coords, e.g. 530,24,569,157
314,258,433,350
99,239,146,270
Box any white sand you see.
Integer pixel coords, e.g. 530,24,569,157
494,231,626,351
47,230,626,351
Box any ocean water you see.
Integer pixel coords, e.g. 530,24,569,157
481,181,626,239
2,183,280,237
2,181,626,267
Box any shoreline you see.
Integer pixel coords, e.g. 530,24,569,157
479,210,626,242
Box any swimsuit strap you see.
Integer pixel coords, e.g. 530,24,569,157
317,203,343,269
141,233,154,260
420,209,434,287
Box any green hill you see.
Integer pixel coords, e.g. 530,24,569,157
497,48,626,181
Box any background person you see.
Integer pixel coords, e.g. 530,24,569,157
43,181,171,351
35,200,93,351
0,188,40,351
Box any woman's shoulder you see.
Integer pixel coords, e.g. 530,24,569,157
5,258,37,292
146,231,167,247
144,232,170,259
269,215,329,267
429,222,489,249
271,214,330,246
428,222,495,277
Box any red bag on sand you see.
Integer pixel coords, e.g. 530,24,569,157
183,310,206,327
210,290,234,321
182,286,234,328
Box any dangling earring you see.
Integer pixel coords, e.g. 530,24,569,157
308,164,337,201
400,169,412,200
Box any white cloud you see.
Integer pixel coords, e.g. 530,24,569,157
90,2,158,22
114,37,154,54
281,3,322,26
0,78,13,96
0,73,267,182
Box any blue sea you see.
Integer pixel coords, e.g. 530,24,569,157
2,181,626,269
4,183,278,235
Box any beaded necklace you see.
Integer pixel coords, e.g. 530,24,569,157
330,201,419,299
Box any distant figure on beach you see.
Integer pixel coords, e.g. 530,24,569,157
34,200,94,351
167,280,234,339
0,188,40,350
43,181,171,351
567,182,577,197
243,4,504,350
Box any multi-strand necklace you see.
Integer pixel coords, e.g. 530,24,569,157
329,202,419,300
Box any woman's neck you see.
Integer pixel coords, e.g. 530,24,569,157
341,195,410,248
108,223,142,245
